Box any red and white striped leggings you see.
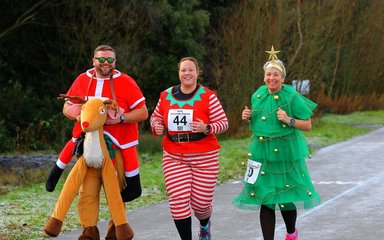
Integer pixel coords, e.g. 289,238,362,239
162,149,220,220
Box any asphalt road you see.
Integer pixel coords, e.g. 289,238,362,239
54,127,384,240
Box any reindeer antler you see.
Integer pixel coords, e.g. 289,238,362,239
57,94,87,103
58,94,120,117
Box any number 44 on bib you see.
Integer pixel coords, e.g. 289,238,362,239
168,109,193,132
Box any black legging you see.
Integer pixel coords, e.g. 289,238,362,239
174,217,210,240
174,217,192,240
260,204,297,240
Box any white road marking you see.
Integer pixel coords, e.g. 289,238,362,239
275,170,384,232
314,181,362,185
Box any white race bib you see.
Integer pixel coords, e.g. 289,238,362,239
244,159,262,184
167,109,193,132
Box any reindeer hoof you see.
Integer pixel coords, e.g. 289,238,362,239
78,226,100,240
44,217,63,237
105,220,116,240
115,223,134,240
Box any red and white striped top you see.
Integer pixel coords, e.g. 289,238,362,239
150,85,228,153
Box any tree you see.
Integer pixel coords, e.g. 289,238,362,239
0,0,211,152
132,0,209,110
0,0,50,40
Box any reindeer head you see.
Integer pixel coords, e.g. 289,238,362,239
58,94,120,132
80,98,109,132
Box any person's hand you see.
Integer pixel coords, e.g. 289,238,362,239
105,107,125,125
105,117,120,125
242,106,251,122
190,118,206,133
276,107,289,123
154,123,165,135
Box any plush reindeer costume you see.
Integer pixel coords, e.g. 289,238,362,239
44,97,133,240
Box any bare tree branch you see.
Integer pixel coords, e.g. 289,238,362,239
287,0,303,69
329,36,342,96
0,0,49,40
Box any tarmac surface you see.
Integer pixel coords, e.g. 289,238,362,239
54,127,384,240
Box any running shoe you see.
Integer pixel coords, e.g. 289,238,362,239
285,228,298,240
198,220,211,240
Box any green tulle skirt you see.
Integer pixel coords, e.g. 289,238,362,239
232,131,321,210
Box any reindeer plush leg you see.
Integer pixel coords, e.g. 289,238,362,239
102,156,134,240
77,168,102,240
78,167,102,225
114,148,127,192
105,148,125,239
44,157,88,237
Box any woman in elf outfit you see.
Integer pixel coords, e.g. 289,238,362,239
232,46,321,240
150,57,228,240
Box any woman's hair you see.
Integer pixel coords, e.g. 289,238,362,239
178,57,200,71
263,59,286,78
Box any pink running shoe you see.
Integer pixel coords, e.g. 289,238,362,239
285,228,298,240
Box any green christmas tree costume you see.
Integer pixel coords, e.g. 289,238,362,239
232,84,321,210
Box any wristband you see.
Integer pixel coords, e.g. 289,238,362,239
288,118,295,127
204,124,211,134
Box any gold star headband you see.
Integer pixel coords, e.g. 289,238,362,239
266,45,280,61
263,45,286,77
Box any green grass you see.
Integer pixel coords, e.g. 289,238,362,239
306,111,384,149
0,110,383,239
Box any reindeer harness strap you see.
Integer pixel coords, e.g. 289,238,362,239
87,72,117,101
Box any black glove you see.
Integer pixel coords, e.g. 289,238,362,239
45,164,64,192
121,173,142,202
74,132,86,157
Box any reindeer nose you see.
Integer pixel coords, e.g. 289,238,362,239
82,121,89,128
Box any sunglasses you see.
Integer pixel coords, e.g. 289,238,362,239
94,57,116,64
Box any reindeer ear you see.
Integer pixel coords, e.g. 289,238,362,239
104,99,120,115
104,100,117,108
108,107,125,119
65,104,82,118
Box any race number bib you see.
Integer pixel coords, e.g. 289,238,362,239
168,109,193,132
244,159,262,184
